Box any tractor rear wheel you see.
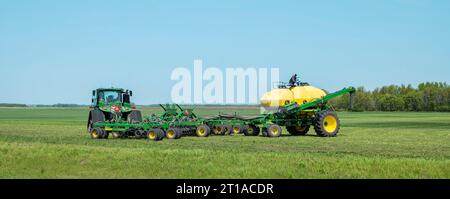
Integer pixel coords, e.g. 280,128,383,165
127,110,142,123
90,127,106,139
287,125,310,136
196,125,211,137
87,110,105,132
266,124,282,137
314,110,340,137
166,128,182,139
243,124,260,136
146,129,164,141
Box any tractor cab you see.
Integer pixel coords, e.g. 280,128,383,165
91,88,134,113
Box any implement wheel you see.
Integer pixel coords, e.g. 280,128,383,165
287,125,310,136
314,110,340,137
196,125,211,137
213,125,226,135
166,128,182,139
266,124,282,137
232,125,243,134
223,125,232,135
147,129,164,141
243,124,260,136
90,127,106,139
135,129,146,138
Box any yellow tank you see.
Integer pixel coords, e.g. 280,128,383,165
260,85,326,108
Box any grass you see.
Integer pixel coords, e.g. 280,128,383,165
0,107,449,179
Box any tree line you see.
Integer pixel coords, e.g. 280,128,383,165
0,103,28,107
329,82,449,112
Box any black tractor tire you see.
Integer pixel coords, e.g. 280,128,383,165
196,125,211,137
87,110,105,132
314,110,340,137
102,131,109,139
213,125,226,135
261,127,268,137
287,125,310,136
146,128,165,141
223,125,232,135
243,124,260,136
90,127,106,139
135,129,146,138
127,110,143,124
266,124,282,137
166,128,182,139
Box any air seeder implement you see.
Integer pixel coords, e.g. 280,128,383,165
88,75,355,141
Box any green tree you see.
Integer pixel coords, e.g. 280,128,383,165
403,91,423,111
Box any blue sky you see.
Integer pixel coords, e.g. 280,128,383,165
0,0,449,104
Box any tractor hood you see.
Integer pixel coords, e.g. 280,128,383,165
98,102,132,113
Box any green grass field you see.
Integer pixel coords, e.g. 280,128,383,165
0,107,449,179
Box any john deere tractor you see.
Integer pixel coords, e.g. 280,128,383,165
87,88,142,139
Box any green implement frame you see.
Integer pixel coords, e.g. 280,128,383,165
92,87,355,138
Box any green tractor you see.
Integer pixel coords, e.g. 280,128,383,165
87,88,142,139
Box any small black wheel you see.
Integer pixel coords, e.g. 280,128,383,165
266,124,282,137
243,124,260,136
287,125,310,136
223,125,232,135
261,127,268,137
166,128,182,139
196,125,211,137
135,129,146,138
314,110,340,137
90,127,106,139
147,129,164,141
102,131,109,139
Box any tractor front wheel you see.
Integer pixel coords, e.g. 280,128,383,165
314,110,340,137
